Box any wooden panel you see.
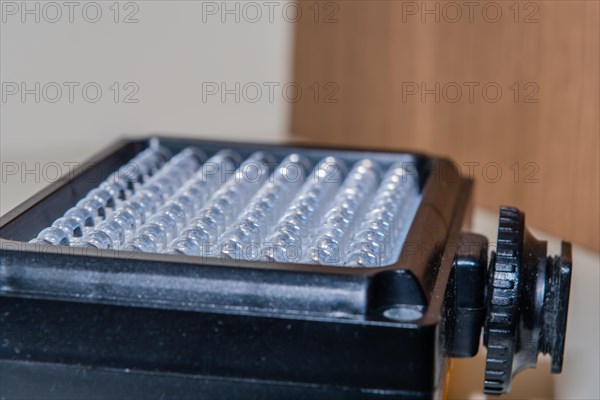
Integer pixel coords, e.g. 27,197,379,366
292,0,599,250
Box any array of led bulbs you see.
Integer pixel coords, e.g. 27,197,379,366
32,145,420,267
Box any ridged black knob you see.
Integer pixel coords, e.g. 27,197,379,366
483,207,573,395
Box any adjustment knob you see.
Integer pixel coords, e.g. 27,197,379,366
483,206,573,395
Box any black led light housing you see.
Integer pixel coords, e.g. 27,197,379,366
0,137,572,398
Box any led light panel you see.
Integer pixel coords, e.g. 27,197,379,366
30,141,422,267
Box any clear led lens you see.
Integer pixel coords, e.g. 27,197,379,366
32,143,422,267
52,217,84,239
35,226,70,246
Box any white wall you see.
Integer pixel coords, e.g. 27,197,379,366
1,0,295,214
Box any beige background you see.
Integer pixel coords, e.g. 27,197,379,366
1,0,294,214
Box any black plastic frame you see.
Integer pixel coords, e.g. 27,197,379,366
0,137,473,398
